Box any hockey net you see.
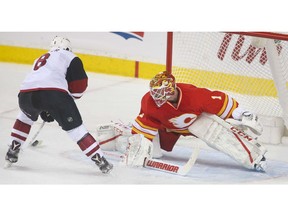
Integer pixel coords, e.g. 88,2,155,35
167,32,288,144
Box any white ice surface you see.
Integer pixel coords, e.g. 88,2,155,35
1,62,288,215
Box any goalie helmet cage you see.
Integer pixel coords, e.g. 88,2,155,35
166,32,288,144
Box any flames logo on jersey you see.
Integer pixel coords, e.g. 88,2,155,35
169,114,197,128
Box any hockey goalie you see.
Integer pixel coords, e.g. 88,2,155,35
97,71,267,172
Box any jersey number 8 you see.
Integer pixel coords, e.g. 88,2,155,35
33,53,50,71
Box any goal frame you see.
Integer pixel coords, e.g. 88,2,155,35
165,32,288,144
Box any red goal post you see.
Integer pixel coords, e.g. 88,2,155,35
166,32,288,144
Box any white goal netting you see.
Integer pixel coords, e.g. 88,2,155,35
171,32,288,128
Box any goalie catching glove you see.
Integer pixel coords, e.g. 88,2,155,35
97,122,153,166
96,121,154,166
95,121,132,152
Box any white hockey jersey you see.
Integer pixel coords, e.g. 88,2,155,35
20,49,88,99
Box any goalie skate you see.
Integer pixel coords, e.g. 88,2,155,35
254,156,267,172
92,153,113,174
4,140,21,168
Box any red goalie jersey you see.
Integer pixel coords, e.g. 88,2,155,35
131,83,239,151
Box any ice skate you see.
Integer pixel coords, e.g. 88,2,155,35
4,140,21,168
92,153,113,174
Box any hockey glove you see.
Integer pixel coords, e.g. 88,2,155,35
40,111,54,123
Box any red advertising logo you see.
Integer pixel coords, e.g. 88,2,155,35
217,33,282,65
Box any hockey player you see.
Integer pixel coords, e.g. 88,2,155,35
107,71,267,172
4,36,113,174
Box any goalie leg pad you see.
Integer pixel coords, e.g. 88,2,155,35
121,134,153,167
188,113,267,170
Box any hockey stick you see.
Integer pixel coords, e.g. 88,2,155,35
28,121,45,147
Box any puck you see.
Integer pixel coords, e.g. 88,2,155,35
31,140,39,146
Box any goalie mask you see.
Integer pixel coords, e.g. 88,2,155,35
150,71,176,107
50,36,72,52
